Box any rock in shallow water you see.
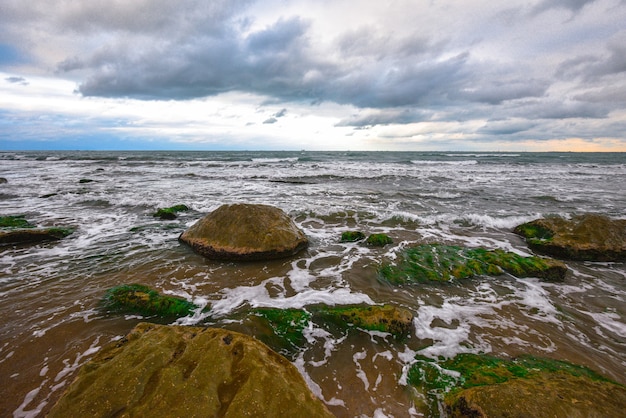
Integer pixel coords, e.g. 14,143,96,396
380,244,567,283
514,213,626,261
102,284,199,319
179,203,308,261
48,323,334,418
409,353,626,418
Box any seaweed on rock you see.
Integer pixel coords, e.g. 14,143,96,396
380,244,567,284
153,204,190,220
408,353,626,417
102,284,198,319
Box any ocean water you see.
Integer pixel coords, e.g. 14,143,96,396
0,150,625,417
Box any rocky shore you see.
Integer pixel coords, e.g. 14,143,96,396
46,205,626,416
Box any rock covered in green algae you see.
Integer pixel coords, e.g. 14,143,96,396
340,230,366,242
380,244,567,284
179,203,308,261
366,233,393,247
408,353,626,418
48,323,334,418
153,204,189,220
0,215,35,228
102,284,198,319
252,308,312,349
317,304,413,339
514,213,626,261
251,305,414,349
0,215,74,245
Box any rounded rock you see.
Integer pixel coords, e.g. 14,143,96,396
179,203,308,261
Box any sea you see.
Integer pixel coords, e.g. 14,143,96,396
1,150,625,417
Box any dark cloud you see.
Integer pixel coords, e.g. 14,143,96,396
517,99,610,119
33,3,575,123
5,76,28,85
531,0,598,15
262,108,287,124
477,119,536,135
58,16,323,100
453,78,549,105
556,41,626,82
336,109,431,127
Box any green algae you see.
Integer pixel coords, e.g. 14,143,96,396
380,244,567,284
0,215,35,229
366,233,393,247
411,353,619,391
514,222,554,241
153,204,189,220
340,230,366,243
252,308,311,348
250,305,413,349
514,214,626,261
408,353,622,416
315,304,413,340
44,227,75,239
103,284,198,319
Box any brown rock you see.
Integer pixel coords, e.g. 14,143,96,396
48,323,334,418
179,203,308,261
514,214,626,261
446,371,626,418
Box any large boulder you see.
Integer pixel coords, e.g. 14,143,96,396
409,353,626,417
48,323,334,418
514,214,626,261
179,203,308,261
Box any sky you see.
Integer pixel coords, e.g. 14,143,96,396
1,0,626,151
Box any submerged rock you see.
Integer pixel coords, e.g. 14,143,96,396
380,244,567,284
340,230,366,243
252,305,413,348
179,203,308,261
408,353,626,417
0,227,74,245
514,214,626,261
102,284,198,319
0,215,35,229
153,204,189,220
366,233,393,247
0,215,74,245
251,308,312,351
317,304,413,339
48,323,334,418
0,177,7,184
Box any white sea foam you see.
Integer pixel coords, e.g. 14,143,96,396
210,281,375,316
294,354,346,407
411,159,478,165
251,157,299,163
13,379,48,418
353,349,370,390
